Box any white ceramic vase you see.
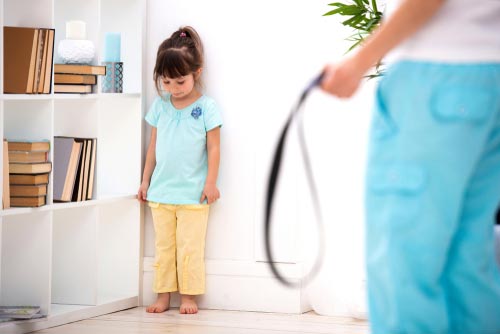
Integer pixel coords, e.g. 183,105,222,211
58,39,96,64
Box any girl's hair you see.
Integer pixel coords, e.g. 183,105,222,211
154,26,204,95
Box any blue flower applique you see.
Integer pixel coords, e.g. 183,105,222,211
191,106,202,120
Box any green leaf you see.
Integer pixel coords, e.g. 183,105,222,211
339,5,364,15
327,2,346,7
364,17,379,31
323,7,346,16
353,0,364,7
342,15,362,27
346,38,363,53
371,0,378,13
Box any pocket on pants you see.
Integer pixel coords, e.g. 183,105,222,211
148,201,160,209
367,163,426,228
371,81,398,140
430,85,497,124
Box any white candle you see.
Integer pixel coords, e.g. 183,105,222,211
66,20,86,40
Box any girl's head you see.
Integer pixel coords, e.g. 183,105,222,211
154,26,204,97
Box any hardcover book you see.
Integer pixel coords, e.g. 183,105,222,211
53,137,82,202
54,84,92,94
7,140,50,152
2,140,10,209
10,184,47,197
8,151,48,163
54,64,106,75
54,74,97,85
10,196,46,207
9,173,49,185
9,162,52,174
3,26,39,93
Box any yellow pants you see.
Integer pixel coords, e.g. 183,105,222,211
148,202,209,295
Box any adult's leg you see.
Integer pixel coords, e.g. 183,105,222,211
444,78,500,333
365,62,500,334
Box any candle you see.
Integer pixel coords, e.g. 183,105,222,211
103,32,121,62
66,20,86,40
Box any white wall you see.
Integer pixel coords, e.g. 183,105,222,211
143,0,376,314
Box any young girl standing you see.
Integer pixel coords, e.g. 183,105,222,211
138,26,222,314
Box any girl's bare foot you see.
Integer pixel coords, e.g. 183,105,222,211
146,292,171,313
180,294,198,314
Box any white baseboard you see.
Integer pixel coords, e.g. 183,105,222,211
142,257,311,314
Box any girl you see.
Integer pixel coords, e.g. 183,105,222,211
138,26,222,315
321,0,500,333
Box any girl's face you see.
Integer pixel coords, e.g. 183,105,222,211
161,73,196,99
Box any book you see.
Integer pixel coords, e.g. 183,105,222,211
69,138,96,202
37,29,49,93
53,137,82,202
86,138,97,199
8,151,48,163
54,64,106,75
9,162,52,174
72,138,88,202
9,173,49,185
81,139,93,201
10,184,47,197
3,140,10,209
11,196,46,207
33,29,46,93
3,26,39,94
8,140,50,152
54,74,97,85
54,84,92,94
0,306,41,319
42,29,55,94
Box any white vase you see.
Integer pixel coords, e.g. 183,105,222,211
58,39,96,64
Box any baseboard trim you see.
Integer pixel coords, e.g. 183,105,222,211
142,257,311,314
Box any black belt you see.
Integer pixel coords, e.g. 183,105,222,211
264,73,325,288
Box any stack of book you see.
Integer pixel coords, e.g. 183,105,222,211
0,306,44,321
2,140,9,209
3,26,55,94
7,140,51,207
53,136,97,202
53,64,106,94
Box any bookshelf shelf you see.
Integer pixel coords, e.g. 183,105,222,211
0,194,137,217
0,0,144,333
1,93,142,101
0,94,54,101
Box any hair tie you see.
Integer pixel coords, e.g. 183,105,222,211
180,32,187,37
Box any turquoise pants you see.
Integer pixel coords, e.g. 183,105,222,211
365,61,500,334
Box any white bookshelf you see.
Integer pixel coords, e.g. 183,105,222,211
0,0,144,333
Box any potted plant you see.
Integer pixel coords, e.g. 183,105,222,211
324,0,384,78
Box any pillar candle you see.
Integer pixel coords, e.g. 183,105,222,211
103,32,121,62
66,20,86,40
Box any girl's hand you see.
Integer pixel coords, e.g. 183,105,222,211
137,181,149,202
321,56,367,98
200,183,220,204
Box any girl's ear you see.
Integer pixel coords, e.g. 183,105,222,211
195,67,203,79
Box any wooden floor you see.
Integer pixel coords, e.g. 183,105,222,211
34,307,369,334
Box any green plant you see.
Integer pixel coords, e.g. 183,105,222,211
324,0,384,78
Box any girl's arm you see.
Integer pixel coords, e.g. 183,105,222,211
201,127,221,204
137,127,157,202
321,0,446,98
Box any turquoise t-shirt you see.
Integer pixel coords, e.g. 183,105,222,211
145,95,223,204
